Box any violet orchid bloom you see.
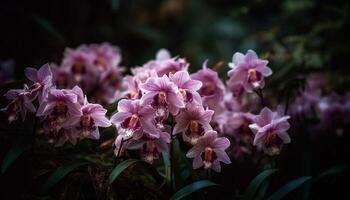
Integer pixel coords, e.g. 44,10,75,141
140,74,185,115
227,50,272,93
173,104,214,144
122,76,142,100
170,70,202,104
249,107,291,156
88,43,122,71
71,102,111,140
51,63,74,89
110,99,159,140
49,128,78,147
1,89,35,122
125,132,170,163
144,49,189,76
61,46,96,91
186,130,231,172
191,61,225,110
37,88,82,133
24,64,53,103
131,66,158,83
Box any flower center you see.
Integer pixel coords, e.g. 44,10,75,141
201,147,217,168
55,101,68,115
121,114,141,132
28,82,42,92
56,75,68,88
72,59,86,75
264,131,283,156
200,80,215,96
106,72,121,88
186,120,205,144
94,56,107,69
142,141,159,163
247,69,262,85
158,91,167,103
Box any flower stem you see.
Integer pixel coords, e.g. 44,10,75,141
255,88,265,107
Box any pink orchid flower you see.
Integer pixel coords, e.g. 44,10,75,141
110,99,159,140
1,89,35,122
24,64,53,103
170,70,202,104
140,74,185,115
227,50,272,93
71,102,111,140
249,107,291,156
173,104,214,144
191,61,225,110
186,130,231,172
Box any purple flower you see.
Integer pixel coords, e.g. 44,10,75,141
191,61,225,110
186,130,231,172
249,107,291,156
144,49,189,76
131,67,158,83
70,103,111,140
24,64,53,103
174,104,214,144
122,76,142,100
37,88,82,131
140,74,185,115
61,46,96,91
1,89,35,122
88,43,122,71
170,70,202,104
125,131,170,163
227,50,272,93
51,63,74,89
110,99,159,140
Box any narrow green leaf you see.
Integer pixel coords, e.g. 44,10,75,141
314,165,347,182
1,140,31,173
243,169,278,200
42,161,90,192
170,180,219,200
267,176,312,200
109,159,162,184
162,152,171,181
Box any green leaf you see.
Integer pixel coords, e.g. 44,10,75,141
109,159,162,184
243,169,278,200
42,161,90,192
267,176,312,200
170,180,219,200
314,165,348,182
1,140,31,173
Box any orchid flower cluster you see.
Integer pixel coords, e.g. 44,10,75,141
290,73,350,137
2,45,292,172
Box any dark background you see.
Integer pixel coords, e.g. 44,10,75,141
0,0,350,199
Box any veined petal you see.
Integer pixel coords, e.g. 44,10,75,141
213,137,230,149
277,132,291,144
110,112,132,125
186,145,203,158
24,68,38,82
193,156,204,169
215,150,231,164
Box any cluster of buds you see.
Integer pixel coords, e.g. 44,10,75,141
2,45,292,172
